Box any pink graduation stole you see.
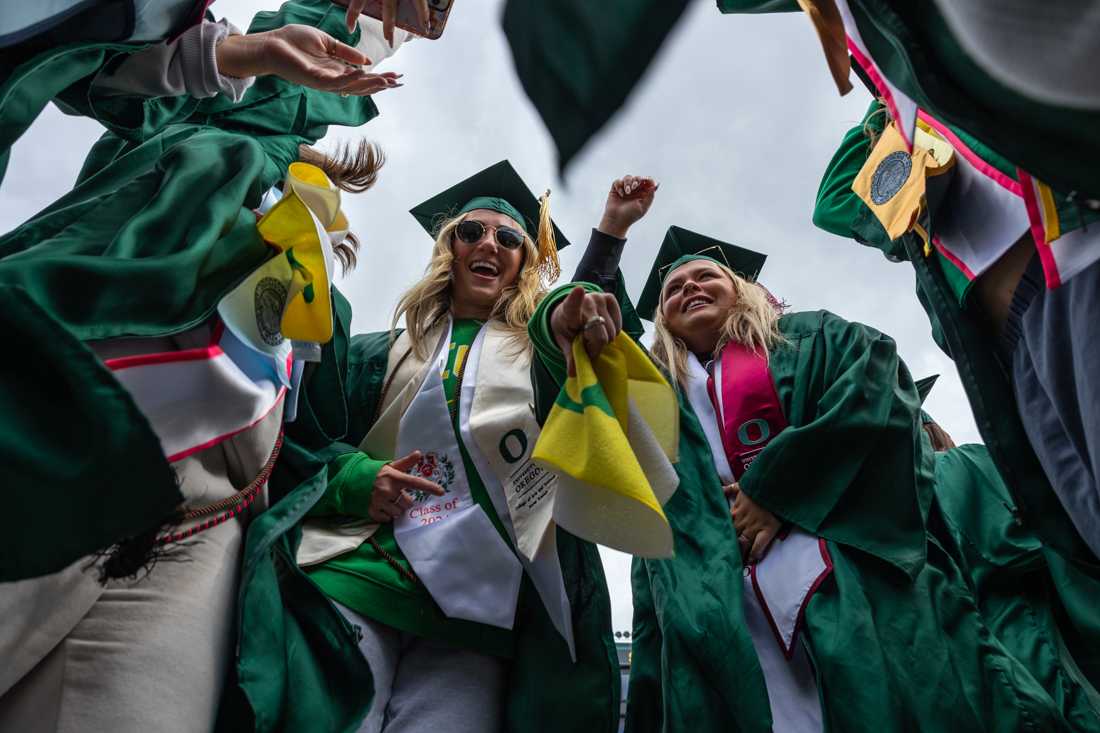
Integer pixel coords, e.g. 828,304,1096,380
706,341,789,480
701,340,834,673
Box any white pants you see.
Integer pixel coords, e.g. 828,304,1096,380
336,603,506,733
0,399,282,733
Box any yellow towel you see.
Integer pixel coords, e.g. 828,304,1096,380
533,333,679,558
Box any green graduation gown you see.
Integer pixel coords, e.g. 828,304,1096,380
531,283,1083,732
0,0,378,582
249,296,621,733
931,443,1100,726
813,102,1100,686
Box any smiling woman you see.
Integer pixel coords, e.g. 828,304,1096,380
579,226,1093,733
391,201,549,357
652,257,781,387
276,159,629,733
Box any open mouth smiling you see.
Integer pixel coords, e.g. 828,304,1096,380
469,260,499,278
682,295,712,313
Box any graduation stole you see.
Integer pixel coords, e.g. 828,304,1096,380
685,344,833,660
392,320,523,631
297,320,579,654
855,114,1038,289
706,341,789,480
103,322,289,463
852,121,954,247
1018,170,1100,288
835,0,918,145
219,162,349,365
533,333,679,559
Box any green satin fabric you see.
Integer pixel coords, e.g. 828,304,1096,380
933,444,1100,712
0,0,378,584
502,0,691,171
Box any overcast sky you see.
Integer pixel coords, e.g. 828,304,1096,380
1,0,980,632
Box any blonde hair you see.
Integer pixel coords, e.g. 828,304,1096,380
862,97,893,150
650,261,783,388
298,140,386,274
392,212,549,359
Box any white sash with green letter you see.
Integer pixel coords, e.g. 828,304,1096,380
392,321,523,630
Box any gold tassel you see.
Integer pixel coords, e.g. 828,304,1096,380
537,189,561,283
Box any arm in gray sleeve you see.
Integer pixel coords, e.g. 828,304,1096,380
572,228,626,290
91,19,254,101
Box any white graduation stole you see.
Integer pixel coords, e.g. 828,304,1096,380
461,324,576,657
392,321,523,630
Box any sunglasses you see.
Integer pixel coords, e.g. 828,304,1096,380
455,219,525,250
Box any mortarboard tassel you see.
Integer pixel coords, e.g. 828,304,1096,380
537,189,561,283
539,188,563,281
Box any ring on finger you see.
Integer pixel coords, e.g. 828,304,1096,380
582,315,606,332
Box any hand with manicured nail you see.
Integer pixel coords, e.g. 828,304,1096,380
216,24,403,96
367,450,445,523
597,174,659,239
334,0,431,44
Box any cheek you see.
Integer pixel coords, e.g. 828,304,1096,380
708,283,736,308
501,249,524,280
662,302,685,333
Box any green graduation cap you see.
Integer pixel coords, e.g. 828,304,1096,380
408,160,569,281
637,225,768,321
915,375,939,405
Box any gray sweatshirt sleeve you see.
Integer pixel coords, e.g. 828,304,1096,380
91,19,255,101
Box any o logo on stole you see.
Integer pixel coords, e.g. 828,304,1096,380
499,429,528,464
737,418,771,446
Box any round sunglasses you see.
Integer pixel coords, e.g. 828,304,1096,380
455,219,525,250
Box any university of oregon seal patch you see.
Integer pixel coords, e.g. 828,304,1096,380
870,150,912,205
254,277,287,346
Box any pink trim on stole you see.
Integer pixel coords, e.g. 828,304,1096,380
166,387,286,463
916,111,1022,195
847,41,911,149
105,321,227,371
749,539,835,659
931,236,978,281
103,319,286,462
1016,169,1062,288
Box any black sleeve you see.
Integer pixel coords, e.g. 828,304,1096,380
571,228,626,290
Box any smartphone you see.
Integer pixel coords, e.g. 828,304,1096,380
356,0,453,40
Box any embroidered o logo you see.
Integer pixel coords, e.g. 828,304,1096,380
499,429,528,464
737,419,770,446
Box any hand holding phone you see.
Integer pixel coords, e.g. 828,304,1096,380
333,0,453,43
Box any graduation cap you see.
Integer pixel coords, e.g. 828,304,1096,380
915,374,939,426
915,375,939,405
637,226,768,321
408,160,568,281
